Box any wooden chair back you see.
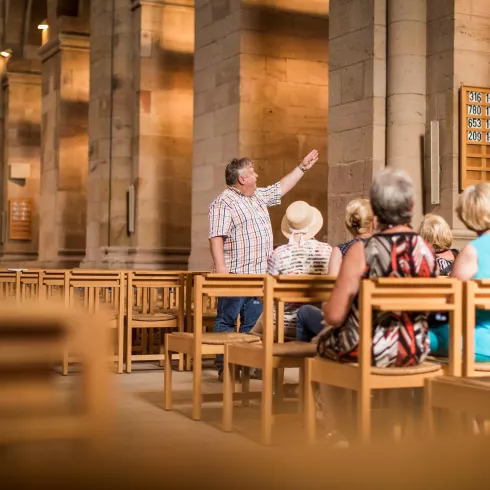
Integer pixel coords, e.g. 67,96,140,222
270,274,336,343
359,277,463,378
193,274,266,347
0,270,21,302
0,302,111,445
19,270,42,302
463,280,490,377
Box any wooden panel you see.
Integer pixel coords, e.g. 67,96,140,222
460,85,490,190
9,198,32,240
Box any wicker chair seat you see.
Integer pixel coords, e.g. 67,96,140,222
131,309,176,322
474,362,490,372
172,332,260,345
242,340,317,358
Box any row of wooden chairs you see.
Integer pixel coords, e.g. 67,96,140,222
164,274,490,445
0,269,191,374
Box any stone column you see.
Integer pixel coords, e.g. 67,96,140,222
327,0,387,246
38,32,90,268
0,66,42,266
427,0,490,249
83,0,134,268
387,0,426,228
189,0,330,269
125,0,194,270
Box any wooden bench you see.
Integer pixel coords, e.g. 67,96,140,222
304,277,462,444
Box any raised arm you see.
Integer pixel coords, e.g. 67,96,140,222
279,149,319,197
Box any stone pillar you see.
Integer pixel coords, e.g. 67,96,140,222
126,0,194,270
427,0,490,248
327,0,387,246
83,0,133,268
387,0,426,228
38,32,90,268
0,66,42,266
189,0,330,269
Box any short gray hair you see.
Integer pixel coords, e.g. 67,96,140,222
225,158,253,186
370,167,414,226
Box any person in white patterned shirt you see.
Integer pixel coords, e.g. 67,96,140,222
251,201,331,338
208,151,319,380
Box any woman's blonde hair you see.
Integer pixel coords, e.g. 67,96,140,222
457,183,490,233
419,213,452,252
345,199,374,237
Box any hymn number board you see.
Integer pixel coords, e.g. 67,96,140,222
9,198,32,240
460,85,490,189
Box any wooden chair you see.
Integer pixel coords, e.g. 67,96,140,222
0,302,111,446
67,270,125,374
0,270,21,302
222,274,336,445
126,271,185,373
164,274,263,420
463,280,490,377
304,277,462,444
19,270,42,302
425,375,490,436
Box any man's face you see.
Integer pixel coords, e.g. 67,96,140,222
240,164,258,191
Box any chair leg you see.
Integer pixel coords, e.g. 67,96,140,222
178,353,184,372
185,354,192,371
192,350,202,421
358,386,371,444
223,347,233,432
261,366,273,446
117,325,124,374
163,339,173,411
126,325,132,373
304,360,316,443
242,366,250,408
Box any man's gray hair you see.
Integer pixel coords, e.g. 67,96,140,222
370,167,414,226
225,158,253,186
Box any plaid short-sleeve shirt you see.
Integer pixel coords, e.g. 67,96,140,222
208,183,281,274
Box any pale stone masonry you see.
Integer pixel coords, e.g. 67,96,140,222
327,0,386,246
0,66,42,264
2,0,490,268
189,0,329,269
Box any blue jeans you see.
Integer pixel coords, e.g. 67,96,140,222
214,296,263,371
296,305,324,343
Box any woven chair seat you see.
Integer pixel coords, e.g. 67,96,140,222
369,361,442,376
131,310,176,322
172,332,260,345
426,355,449,365
244,340,317,358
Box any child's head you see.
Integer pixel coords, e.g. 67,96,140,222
457,183,490,234
419,214,453,252
345,199,374,237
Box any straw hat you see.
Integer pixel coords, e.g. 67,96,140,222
281,201,323,242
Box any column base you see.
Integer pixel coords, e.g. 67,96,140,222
81,246,190,270
452,228,476,250
38,249,85,269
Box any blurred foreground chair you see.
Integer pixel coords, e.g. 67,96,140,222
0,302,111,446
304,278,462,445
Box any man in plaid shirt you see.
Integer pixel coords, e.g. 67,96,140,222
209,150,319,380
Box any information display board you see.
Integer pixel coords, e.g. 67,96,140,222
9,198,32,240
460,85,490,189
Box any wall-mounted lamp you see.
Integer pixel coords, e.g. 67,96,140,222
38,23,48,30
0,49,12,58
